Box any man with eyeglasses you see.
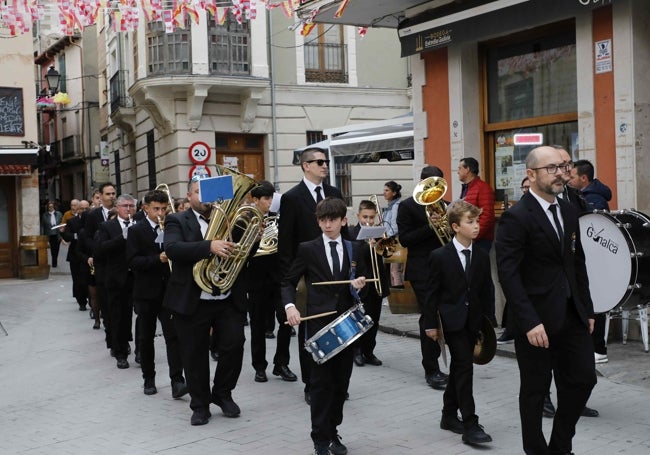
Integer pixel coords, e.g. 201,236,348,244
496,146,596,455
95,194,137,369
277,147,346,405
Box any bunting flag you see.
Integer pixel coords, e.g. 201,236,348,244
0,0,349,36
300,21,314,36
357,26,367,38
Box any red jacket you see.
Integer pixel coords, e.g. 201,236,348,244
463,177,495,241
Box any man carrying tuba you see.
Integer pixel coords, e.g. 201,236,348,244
162,177,246,426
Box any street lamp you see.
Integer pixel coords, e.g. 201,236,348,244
45,66,60,96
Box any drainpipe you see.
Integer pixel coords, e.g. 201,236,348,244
267,9,279,190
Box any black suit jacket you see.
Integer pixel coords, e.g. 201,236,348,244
277,180,344,276
126,219,170,311
423,242,492,333
281,237,367,336
94,218,131,288
61,214,84,263
396,196,444,282
495,192,594,336
84,207,108,282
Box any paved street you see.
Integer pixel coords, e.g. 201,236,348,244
2,263,650,454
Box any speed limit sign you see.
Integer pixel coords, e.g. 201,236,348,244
188,141,211,165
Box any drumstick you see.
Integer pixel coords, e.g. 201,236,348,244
284,311,337,324
312,278,380,286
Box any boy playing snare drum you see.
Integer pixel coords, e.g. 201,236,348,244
282,197,368,455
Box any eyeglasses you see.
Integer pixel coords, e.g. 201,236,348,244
529,164,572,175
305,159,330,166
118,204,136,208
520,186,530,191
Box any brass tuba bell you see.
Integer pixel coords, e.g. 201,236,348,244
412,176,452,244
192,166,263,294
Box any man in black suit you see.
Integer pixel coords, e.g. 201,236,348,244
61,199,90,311
126,189,187,398
396,165,449,390
496,146,597,455
277,147,346,403
95,194,137,369
424,200,493,445
282,197,368,455
84,183,116,347
246,181,296,383
163,178,245,426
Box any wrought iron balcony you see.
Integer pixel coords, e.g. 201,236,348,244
304,42,348,83
109,70,132,114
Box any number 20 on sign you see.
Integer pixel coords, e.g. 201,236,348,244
188,141,211,165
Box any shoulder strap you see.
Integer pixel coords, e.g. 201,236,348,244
343,240,360,303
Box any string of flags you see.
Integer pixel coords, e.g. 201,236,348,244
0,0,367,37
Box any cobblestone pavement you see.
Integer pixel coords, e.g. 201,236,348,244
1,263,649,454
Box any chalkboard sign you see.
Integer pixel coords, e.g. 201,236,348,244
0,87,25,136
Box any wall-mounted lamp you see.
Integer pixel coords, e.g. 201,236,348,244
45,65,61,96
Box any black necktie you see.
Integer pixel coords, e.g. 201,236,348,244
461,249,471,280
329,241,341,279
315,186,323,203
460,183,469,199
548,204,564,251
563,187,570,203
123,220,129,228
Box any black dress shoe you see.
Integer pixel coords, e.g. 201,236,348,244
581,406,599,417
313,444,329,455
190,408,211,426
265,331,275,339
116,358,129,369
463,423,492,445
496,329,514,344
143,378,157,395
425,371,448,390
212,394,241,417
272,365,298,382
171,380,189,399
134,352,141,365
78,305,87,311
353,353,365,366
305,391,311,405
543,394,556,418
329,434,348,455
255,369,268,383
92,321,100,330
364,354,383,366
440,414,465,434
210,350,219,362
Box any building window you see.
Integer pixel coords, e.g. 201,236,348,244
58,54,67,93
306,131,351,206
147,22,191,75
304,25,348,83
146,130,156,189
482,21,578,204
208,17,250,75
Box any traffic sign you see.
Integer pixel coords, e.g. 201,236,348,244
189,164,212,180
188,141,211,164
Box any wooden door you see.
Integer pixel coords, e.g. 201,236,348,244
0,177,17,278
214,133,265,183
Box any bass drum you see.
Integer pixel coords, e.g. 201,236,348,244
579,210,650,313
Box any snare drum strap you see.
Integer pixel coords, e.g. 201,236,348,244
343,240,361,303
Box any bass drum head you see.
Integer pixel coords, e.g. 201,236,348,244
579,213,633,313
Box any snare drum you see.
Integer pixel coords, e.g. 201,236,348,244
579,210,650,313
304,304,374,364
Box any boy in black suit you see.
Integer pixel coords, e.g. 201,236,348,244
282,198,367,455
351,200,389,367
126,189,187,398
424,200,493,445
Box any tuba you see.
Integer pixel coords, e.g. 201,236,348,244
154,183,175,271
413,176,452,245
254,215,279,257
193,165,263,294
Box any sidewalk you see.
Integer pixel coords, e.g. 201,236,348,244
1,263,649,454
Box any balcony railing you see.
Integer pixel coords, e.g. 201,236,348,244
304,42,348,83
60,135,80,161
109,70,132,113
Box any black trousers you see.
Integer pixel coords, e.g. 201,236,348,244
137,301,183,383
107,279,133,359
410,279,442,374
442,328,477,429
48,235,60,266
299,322,315,392
174,297,246,411
310,346,354,446
354,293,381,357
248,286,291,370
69,261,88,306
515,304,596,455
592,313,607,355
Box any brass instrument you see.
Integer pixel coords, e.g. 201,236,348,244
368,194,397,258
412,176,452,244
154,183,175,271
193,165,263,294
254,214,278,257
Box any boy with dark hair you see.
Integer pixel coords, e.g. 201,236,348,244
424,200,493,445
351,199,389,367
246,181,297,383
282,197,368,455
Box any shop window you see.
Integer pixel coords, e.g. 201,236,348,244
482,21,578,204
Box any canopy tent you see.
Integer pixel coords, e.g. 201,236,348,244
292,114,414,165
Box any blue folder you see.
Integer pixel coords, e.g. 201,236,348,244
198,175,234,203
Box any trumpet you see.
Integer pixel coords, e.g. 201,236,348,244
155,183,175,271
412,176,452,244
